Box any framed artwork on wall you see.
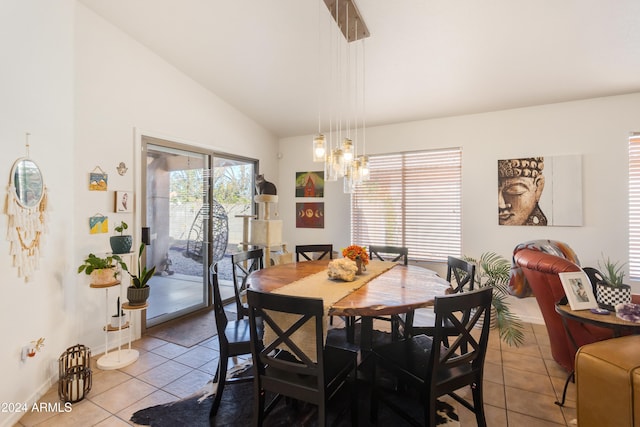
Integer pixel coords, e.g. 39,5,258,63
89,167,108,191
115,191,132,213
497,155,582,226
296,202,324,228
89,214,108,234
295,171,324,197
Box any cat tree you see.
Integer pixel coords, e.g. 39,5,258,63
249,194,282,266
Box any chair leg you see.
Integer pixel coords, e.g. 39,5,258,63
318,400,326,427
471,381,487,427
351,368,358,426
209,355,228,417
391,315,400,341
346,316,355,344
426,394,436,427
253,388,266,427
555,370,574,407
369,362,378,423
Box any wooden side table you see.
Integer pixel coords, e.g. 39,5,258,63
554,303,640,405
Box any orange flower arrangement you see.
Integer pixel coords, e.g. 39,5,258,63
342,245,369,265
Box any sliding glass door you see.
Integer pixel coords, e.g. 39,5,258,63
143,139,210,327
142,136,256,327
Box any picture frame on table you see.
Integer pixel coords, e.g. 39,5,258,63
559,271,598,310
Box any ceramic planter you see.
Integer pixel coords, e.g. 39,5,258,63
110,235,133,254
595,281,632,311
90,267,118,285
110,313,128,328
127,286,150,306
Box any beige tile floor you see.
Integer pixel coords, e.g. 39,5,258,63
16,314,577,427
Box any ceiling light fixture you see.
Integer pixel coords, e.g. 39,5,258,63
313,0,370,193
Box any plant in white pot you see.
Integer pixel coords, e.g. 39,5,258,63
595,255,631,311
77,253,122,285
110,221,133,254
464,252,525,347
121,243,156,306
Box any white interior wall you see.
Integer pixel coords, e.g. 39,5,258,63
74,3,278,355
1,3,279,425
279,93,640,293
0,2,75,426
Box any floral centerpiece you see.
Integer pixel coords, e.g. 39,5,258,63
342,245,369,265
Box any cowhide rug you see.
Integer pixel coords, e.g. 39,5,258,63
132,364,459,426
132,329,460,426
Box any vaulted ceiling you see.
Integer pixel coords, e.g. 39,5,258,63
79,0,640,138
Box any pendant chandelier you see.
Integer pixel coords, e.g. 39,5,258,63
313,0,370,193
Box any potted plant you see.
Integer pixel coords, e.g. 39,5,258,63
464,252,525,347
595,255,631,311
110,221,133,254
77,253,122,285
121,243,156,306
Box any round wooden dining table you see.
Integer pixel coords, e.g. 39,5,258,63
246,259,451,350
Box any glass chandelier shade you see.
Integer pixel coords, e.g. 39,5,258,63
313,134,326,162
342,138,353,163
359,155,370,181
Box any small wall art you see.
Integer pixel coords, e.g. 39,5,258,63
295,171,324,197
115,191,133,213
296,202,324,228
89,167,108,191
89,214,108,234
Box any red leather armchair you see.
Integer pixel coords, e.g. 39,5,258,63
513,248,614,372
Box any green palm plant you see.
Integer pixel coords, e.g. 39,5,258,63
464,252,525,347
120,243,156,288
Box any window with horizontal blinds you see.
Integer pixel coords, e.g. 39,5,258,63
351,148,461,262
629,134,640,279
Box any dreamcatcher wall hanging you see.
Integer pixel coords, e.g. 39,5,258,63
5,133,49,281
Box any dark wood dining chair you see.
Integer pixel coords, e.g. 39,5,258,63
405,255,476,340
230,248,264,320
209,263,255,418
370,287,493,427
247,289,358,427
368,245,408,265
295,244,333,262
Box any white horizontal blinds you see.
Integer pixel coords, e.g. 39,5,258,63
629,134,640,279
351,148,462,262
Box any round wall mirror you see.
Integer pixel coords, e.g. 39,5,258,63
11,158,44,208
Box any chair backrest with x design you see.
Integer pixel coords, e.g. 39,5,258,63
231,248,264,319
247,290,358,426
429,287,493,394
368,245,408,265
370,286,493,427
446,256,476,294
295,244,333,262
413,286,493,426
